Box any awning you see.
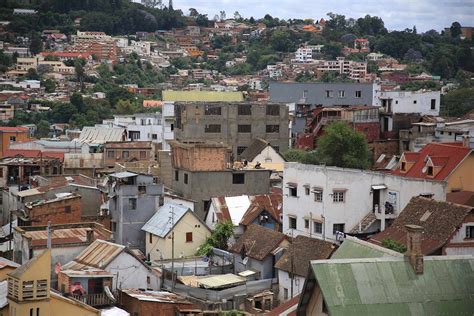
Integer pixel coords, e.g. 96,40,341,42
311,187,323,192
286,182,297,188
371,184,387,190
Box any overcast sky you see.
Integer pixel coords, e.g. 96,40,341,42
171,0,473,32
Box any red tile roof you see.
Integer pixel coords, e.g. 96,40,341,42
3,149,64,161
392,143,472,181
0,126,29,132
267,294,300,316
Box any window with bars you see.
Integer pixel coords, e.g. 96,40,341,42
238,124,251,133
313,222,322,234
238,104,252,115
332,191,345,203
313,190,323,202
205,124,221,133
266,104,280,116
204,105,222,115
466,226,474,239
266,125,280,133
289,217,297,229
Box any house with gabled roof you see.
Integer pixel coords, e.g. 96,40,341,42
142,203,211,262
58,239,160,307
274,235,336,303
370,196,474,256
240,138,285,164
296,228,474,315
230,224,289,280
392,142,474,193
205,190,283,237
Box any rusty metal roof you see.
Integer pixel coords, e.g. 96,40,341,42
67,239,125,270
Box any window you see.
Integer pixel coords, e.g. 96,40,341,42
140,151,146,159
303,90,308,98
338,90,345,98
237,146,247,155
333,191,345,203
427,166,433,176
266,104,280,116
138,185,146,194
325,90,333,98
64,206,71,213
30,308,33,316
149,233,152,243
184,173,188,184
147,276,151,284
186,232,193,242
122,151,129,159
174,170,179,181
36,279,47,298
413,100,417,104
355,90,362,98
204,105,221,115
238,124,252,133
431,99,436,110
313,222,322,234
304,219,309,229
283,288,288,300
152,134,157,140
466,226,474,239
238,104,251,115
170,124,174,131
128,198,137,210
289,185,297,197
313,189,323,202
401,162,406,172
304,187,310,195
205,124,221,133
9,136,16,142
232,173,245,184
22,281,34,299
333,223,345,235
129,131,140,140
36,308,40,316
289,217,297,229
112,222,117,232
107,150,115,159
266,125,280,133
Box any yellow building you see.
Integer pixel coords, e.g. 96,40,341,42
6,250,100,316
142,203,211,261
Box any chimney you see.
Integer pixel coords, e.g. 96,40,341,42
86,228,94,243
405,224,424,274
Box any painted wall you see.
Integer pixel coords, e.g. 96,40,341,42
380,90,440,116
283,163,446,241
251,146,285,164
446,154,474,192
277,270,305,303
108,251,159,291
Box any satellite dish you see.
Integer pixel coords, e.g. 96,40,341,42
422,166,427,173
242,257,249,265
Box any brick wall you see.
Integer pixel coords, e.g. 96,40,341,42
354,122,380,143
369,140,400,162
27,195,82,226
172,145,229,171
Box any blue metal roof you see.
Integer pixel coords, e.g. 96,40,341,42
141,203,190,238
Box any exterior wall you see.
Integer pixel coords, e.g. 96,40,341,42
0,130,31,158
103,143,154,168
250,146,285,164
283,163,447,241
174,102,289,156
120,293,192,316
50,293,100,315
277,270,305,302
64,153,103,174
269,82,378,107
109,176,164,252
380,90,440,116
108,252,159,291
233,254,275,280
172,169,271,219
445,214,474,256
26,196,82,226
171,144,230,171
146,211,210,260
446,154,474,192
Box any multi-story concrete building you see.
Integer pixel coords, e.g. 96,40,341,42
282,163,446,242
104,172,164,252
269,82,380,134
101,113,163,143
173,102,289,156
292,47,313,63
316,57,368,80
170,141,272,219
103,141,155,169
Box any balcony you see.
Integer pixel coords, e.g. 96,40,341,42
71,293,114,307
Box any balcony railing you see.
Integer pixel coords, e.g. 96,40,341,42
71,293,113,307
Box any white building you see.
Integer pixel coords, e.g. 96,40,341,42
379,90,441,116
282,163,446,242
161,102,175,151
101,113,163,143
292,47,313,63
316,57,368,81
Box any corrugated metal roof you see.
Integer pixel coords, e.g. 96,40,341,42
311,256,474,315
332,236,403,259
121,289,191,304
77,127,125,144
162,90,244,102
196,273,245,289
141,203,189,238
65,239,125,270
109,171,137,179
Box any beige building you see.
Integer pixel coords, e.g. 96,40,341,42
7,249,100,316
142,203,211,261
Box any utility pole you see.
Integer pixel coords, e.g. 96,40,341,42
169,206,175,290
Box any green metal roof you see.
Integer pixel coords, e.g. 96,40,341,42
331,236,403,259
162,90,244,102
312,256,474,316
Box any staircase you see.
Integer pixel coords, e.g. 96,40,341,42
350,212,377,234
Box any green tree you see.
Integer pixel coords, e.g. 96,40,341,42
115,99,138,114
43,79,56,93
36,120,51,138
441,87,474,117
270,30,297,52
197,221,234,256
381,239,407,253
450,22,462,38
283,149,319,164
316,121,371,169
74,59,86,91
29,33,43,55
70,92,84,111
26,68,39,80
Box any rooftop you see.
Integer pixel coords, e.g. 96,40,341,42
121,289,192,304
332,236,403,259
162,90,244,102
141,203,190,238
